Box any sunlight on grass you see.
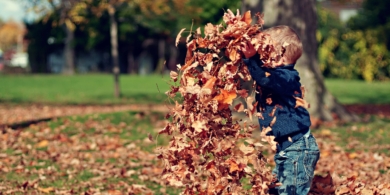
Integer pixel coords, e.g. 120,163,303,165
0,74,172,105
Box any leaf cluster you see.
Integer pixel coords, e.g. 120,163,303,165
158,11,286,194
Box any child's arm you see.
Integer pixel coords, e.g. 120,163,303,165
243,58,298,95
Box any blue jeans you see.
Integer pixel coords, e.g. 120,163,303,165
269,131,320,195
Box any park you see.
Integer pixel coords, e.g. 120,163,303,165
1,0,390,194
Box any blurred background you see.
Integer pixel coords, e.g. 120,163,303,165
1,1,390,193
0,0,389,109
1,0,388,80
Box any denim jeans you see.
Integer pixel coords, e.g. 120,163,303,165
269,131,320,195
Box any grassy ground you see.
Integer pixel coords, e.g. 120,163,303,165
1,110,389,194
0,74,171,105
1,75,390,105
0,111,181,194
324,79,390,104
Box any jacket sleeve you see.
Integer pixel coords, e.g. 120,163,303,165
243,58,298,95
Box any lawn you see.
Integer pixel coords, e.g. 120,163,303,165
1,75,390,193
1,109,389,194
1,74,390,105
0,111,181,194
324,79,390,104
0,74,171,105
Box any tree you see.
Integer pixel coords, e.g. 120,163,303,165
241,0,358,122
22,0,85,75
0,21,25,52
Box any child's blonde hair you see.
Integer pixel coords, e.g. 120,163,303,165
262,25,303,65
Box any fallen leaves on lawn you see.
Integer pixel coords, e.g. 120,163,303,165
0,113,169,194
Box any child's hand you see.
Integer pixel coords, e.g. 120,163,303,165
241,40,257,59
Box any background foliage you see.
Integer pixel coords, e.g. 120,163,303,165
317,1,390,81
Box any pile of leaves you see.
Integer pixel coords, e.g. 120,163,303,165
158,10,284,194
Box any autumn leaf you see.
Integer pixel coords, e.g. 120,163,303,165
201,76,217,95
38,187,54,194
213,89,237,107
170,71,178,82
295,97,310,109
241,11,252,25
176,28,186,47
36,140,49,148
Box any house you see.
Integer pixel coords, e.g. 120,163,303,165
318,0,363,22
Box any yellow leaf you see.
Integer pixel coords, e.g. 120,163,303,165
36,140,49,148
38,187,54,194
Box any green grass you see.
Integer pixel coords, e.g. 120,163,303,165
315,116,390,155
324,79,390,104
0,74,172,105
1,75,390,105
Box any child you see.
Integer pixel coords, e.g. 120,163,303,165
241,25,320,195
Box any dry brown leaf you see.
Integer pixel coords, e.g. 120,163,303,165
176,28,186,47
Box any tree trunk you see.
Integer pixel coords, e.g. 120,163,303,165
242,0,359,122
155,38,166,74
127,49,136,74
108,5,120,98
63,24,75,75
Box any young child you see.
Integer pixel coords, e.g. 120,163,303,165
241,25,320,195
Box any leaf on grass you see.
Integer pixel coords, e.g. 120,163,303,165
38,187,54,194
36,140,48,148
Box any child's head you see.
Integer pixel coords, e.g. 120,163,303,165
262,25,303,65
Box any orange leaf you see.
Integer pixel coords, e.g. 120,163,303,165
201,76,217,94
227,159,239,173
241,11,252,25
36,140,49,148
38,187,54,194
214,89,237,106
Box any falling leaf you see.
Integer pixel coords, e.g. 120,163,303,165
213,89,237,107
170,71,178,81
241,11,252,25
175,28,186,47
295,97,310,109
265,72,271,77
270,116,276,127
266,97,272,105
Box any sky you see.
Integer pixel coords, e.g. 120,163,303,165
0,0,41,23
